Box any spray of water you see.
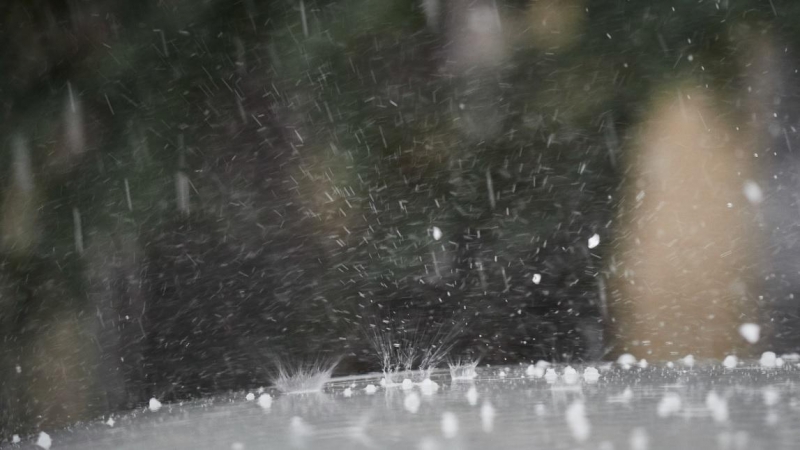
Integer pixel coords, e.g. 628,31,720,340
269,357,339,394
448,358,480,380
363,319,462,385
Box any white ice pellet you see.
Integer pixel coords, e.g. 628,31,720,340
257,393,273,409
15,365,21,374
760,351,777,368
588,233,601,249
402,379,414,390
343,387,353,397
681,355,695,368
565,400,591,442
743,180,763,204
526,364,544,378
420,378,439,395
148,398,162,412
532,273,542,284
11,434,20,444
36,432,51,450
480,402,496,433
544,368,558,382
563,366,579,384
466,386,479,406
637,359,649,369
404,392,421,414
738,323,760,344
617,353,637,369
245,392,255,401
441,412,459,439
781,353,800,362
723,355,738,369
583,367,600,383
365,384,378,394
776,357,785,368
105,417,115,427
431,226,442,240
705,391,729,423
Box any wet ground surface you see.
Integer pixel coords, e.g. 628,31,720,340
5,360,800,449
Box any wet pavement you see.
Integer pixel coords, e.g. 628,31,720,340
5,360,800,450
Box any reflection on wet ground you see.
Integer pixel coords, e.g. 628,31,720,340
5,360,800,449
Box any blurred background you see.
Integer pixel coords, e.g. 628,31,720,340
2,0,800,437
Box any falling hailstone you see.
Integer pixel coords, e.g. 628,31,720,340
738,323,760,344
343,387,353,398
431,226,442,240
681,355,695,368
105,417,115,427
36,431,52,450
588,233,601,249
742,180,763,205
148,398,162,412
532,273,541,284
11,435,20,444
245,392,255,401
365,384,378,394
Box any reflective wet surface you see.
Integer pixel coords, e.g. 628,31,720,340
5,360,800,449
